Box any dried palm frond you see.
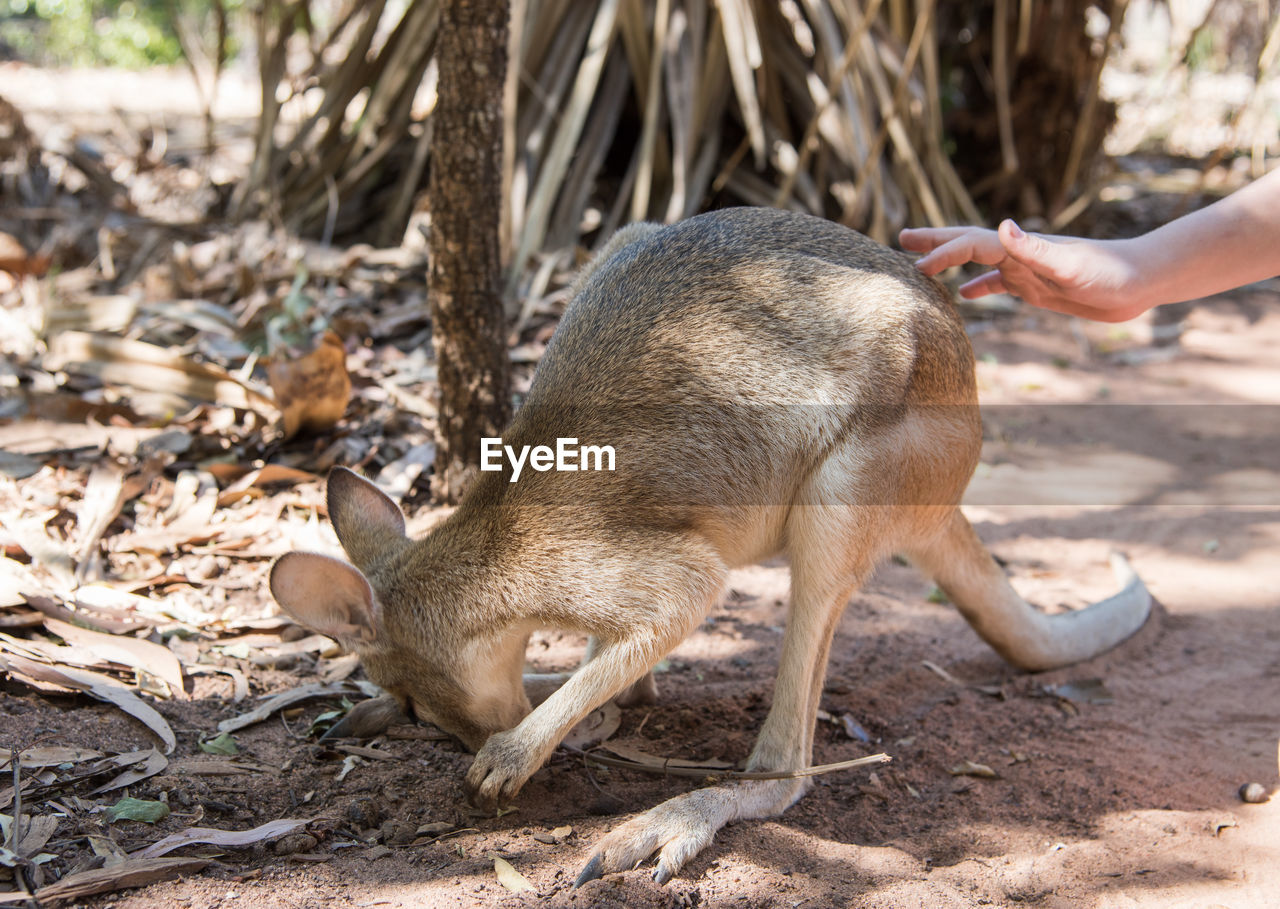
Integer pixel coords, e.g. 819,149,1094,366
234,0,1125,282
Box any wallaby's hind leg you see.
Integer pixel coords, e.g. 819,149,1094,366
577,506,877,885
584,636,659,706
905,509,1151,671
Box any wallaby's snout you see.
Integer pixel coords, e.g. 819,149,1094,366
269,467,534,751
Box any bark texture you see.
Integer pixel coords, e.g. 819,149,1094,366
429,0,512,504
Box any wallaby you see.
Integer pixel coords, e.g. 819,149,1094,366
270,208,1150,885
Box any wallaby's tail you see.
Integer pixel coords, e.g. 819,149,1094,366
907,511,1151,671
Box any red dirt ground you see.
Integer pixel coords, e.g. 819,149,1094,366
4,289,1279,908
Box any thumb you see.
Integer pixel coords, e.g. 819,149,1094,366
997,220,1074,285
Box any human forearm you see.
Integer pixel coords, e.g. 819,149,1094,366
1128,166,1280,308
899,167,1280,322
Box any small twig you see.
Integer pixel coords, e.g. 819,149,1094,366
8,745,35,899
402,827,479,847
7,747,21,851
632,709,654,738
574,748,891,782
920,659,964,686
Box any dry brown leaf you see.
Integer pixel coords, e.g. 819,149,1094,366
948,760,999,779
28,589,157,634
318,653,360,683
73,463,127,583
0,230,49,277
0,608,43,628
33,856,210,906
43,617,186,700
332,744,398,762
562,700,621,750
122,487,221,553
2,517,76,593
133,818,312,859
45,332,276,415
0,746,104,770
0,631,113,674
492,854,535,893
88,749,169,795
266,331,351,439
248,633,340,666
598,742,734,771
217,682,359,733
0,558,41,609
16,814,59,859
215,465,317,507
42,294,138,336
184,664,249,701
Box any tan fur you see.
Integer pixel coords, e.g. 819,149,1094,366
269,208,1150,884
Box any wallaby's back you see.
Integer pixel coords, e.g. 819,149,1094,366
479,207,978,517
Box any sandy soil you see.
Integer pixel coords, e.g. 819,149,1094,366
4,286,1279,908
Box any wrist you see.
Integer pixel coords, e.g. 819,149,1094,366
1112,235,1163,314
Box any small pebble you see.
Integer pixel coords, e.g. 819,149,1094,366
274,833,319,855
1239,782,1270,804
380,819,418,846
345,797,384,829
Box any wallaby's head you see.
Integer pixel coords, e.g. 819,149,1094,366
268,467,531,751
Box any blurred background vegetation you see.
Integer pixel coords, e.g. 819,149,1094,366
3,1,1276,236
0,0,1276,291
0,0,245,66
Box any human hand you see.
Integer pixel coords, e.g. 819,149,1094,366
899,220,1153,323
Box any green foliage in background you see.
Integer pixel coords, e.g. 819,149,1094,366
0,0,240,68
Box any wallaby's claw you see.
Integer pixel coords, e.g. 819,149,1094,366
573,792,725,885
464,728,540,810
573,854,604,888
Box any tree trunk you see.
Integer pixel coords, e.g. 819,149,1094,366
429,0,512,504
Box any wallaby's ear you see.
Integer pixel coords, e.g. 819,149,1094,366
326,467,406,569
269,551,380,649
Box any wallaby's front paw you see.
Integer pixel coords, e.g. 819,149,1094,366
464,730,540,810
574,793,722,886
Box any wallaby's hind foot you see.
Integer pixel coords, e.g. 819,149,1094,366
908,510,1151,671
576,779,807,887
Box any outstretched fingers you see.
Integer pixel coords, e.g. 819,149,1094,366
899,225,980,253
908,230,1012,276
958,270,1009,299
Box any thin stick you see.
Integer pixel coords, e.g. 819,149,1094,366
7,747,20,852
578,749,891,781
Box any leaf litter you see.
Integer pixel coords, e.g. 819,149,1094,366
2,48,1267,907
